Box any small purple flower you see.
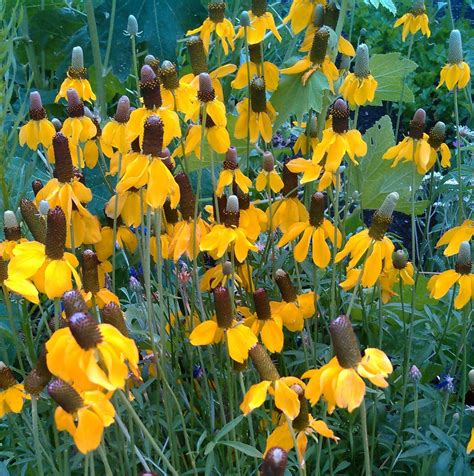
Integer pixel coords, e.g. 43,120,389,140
436,373,456,393
409,365,422,382
193,364,204,379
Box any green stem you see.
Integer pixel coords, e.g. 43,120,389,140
360,400,372,476
131,36,140,100
97,444,113,476
111,152,123,293
31,397,45,476
453,87,464,222
394,35,414,139
285,415,306,476
102,0,116,74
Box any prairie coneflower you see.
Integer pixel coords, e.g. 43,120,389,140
379,250,415,303
94,220,138,262
428,241,473,309
0,211,24,260
278,192,341,269
340,44,378,108
216,147,252,197
383,109,432,174
232,43,279,92
105,189,142,228
101,96,131,159
186,1,234,55
235,77,276,144
335,192,398,288
0,363,28,418
46,311,139,391
48,379,115,454
437,30,470,91
237,192,268,242
426,122,451,170
190,286,257,363
234,0,282,45
271,269,316,332
304,315,393,413
55,47,96,103
281,27,338,90
200,260,244,291
19,91,56,150
293,117,319,156
436,220,474,256
394,0,430,42
283,0,322,34
159,60,195,116
200,195,258,262
240,343,304,420
255,152,283,193
6,207,82,300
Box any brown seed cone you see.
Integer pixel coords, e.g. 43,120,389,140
63,290,88,319
250,76,267,113
368,211,392,240
310,26,330,65
52,133,74,183
208,2,226,22
29,107,47,121
0,364,17,389
186,36,209,75
131,137,141,153
4,225,21,242
160,61,180,90
213,286,234,329
114,96,131,123
291,385,310,431
329,315,361,368
175,172,196,221
81,250,100,294
252,0,268,16
163,199,179,225
102,302,129,337
140,65,163,110
45,207,66,260
249,43,263,64
48,378,84,413
0,259,7,284
249,343,280,381
68,312,103,350
32,180,44,196
261,447,288,476
67,66,88,80
222,209,240,228
275,269,297,303
145,55,161,76
142,116,164,156
392,250,409,270
408,109,426,140
428,122,446,150
282,158,298,197
331,99,349,134
224,146,238,168
236,190,250,211
309,192,326,227
253,288,271,320
197,73,216,103
24,349,52,395
455,242,472,275
324,1,339,29
20,198,46,244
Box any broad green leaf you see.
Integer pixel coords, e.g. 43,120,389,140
204,415,243,456
370,53,418,105
352,115,428,214
219,441,263,458
364,0,397,14
271,68,330,128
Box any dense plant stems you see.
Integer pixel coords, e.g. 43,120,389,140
394,35,414,139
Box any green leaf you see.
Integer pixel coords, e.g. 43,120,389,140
270,68,330,128
219,441,263,458
364,0,397,14
352,115,428,214
370,53,418,105
204,415,244,455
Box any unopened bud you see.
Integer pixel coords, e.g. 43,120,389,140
324,1,339,29
71,46,84,69
262,151,274,172
52,118,62,132
408,109,426,140
198,73,215,102
455,241,471,275
354,44,370,78
428,122,446,150
127,15,139,37
409,365,422,382
261,447,288,476
39,200,50,216
448,30,463,64
20,199,46,243
392,249,409,269
313,4,325,28
222,261,233,276
240,10,251,27
468,369,474,389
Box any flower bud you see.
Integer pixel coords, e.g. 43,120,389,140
261,447,288,476
262,151,275,173
392,249,409,269
309,192,326,227
331,99,350,134
213,286,234,329
32,179,44,196
354,44,370,78
20,198,46,244
29,91,46,121
313,4,325,28
250,76,267,113
66,89,85,118
52,133,74,182
240,10,251,27
39,200,50,216
114,96,131,123
455,241,471,275
48,378,84,413
222,260,233,276
186,36,209,75
3,211,20,241
275,269,297,303
102,302,129,337
140,65,162,109
324,1,339,29
68,312,103,350
63,290,88,319
71,46,84,70
409,365,422,382
253,288,271,320
448,30,463,64
175,172,196,220
142,115,164,156
127,15,139,37
408,108,426,140
45,207,66,260
249,343,280,381
160,61,180,90
468,369,474,389
198,72,216,102
359,28,367,40
330,315,361,368
24,349,52,395
252,0,267,17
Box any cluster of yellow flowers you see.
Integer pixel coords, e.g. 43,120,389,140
0,0,472,463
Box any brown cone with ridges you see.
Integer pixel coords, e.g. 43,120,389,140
52,133,74,183
68,312,103,350
275,269,297,303
253,288,271,320
175,172,196,221
248,343,280,381
261,447,288,476
213,286,234,329
24,348,52,395
20,198,46,244
140,65,162,110
45,207,66,260
102,302,129,337
186,36,209,75
48,378,84,413
142,115,164,156
309,192,326,227
82,250,100,294
329,315,362,368
63,290,88,319
310,26,330,64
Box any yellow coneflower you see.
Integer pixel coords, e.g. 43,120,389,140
55,47,96,103
340,44,378,108
436,220,474,256
234,1,282,45
335,193,398,288
48,379,115,454
200,260,244,291
0,363,28,418
437,30,471,91
293,117,319,156
232,43,279,92
283,0,323,34
235,77,276,144
304,315,392,413
255,152,283,193
101,96,131,158
19,91,56,151
278,192,341,269
159,60,195,116
186,1,234,55
238,193,267,242
95,222,138,262
426,122,451,170
105,189,142,228
216,147,252,197
379,250,415,303
61,89,97,146
190,286,257,363
394,0,430,42
281,27,338,90
427,241,473,309
382,108,432,174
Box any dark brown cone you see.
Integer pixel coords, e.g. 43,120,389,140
67,102,85,118
331,99,349,134
224,147,239,170
142,116,164,156
52,133,74,183
408,109,426,140
213,286,233,329
252,0,267,16
4,224,21,242
209,2,226,22
159,61,180,90
248,343,280,381
140,65,163,110
222,209,240,228
102,302,129,337
368,211,392,240
236,191,250,211
309,26,330,65
30,107,47,121
32,180,44,196
114,96,131,123
324,1,339,29
291,385,310,431
68,312,103,350
0,259,7,284
24,349,52,395
197,73,216,102
455,243,472,275
164,199,179,225
0,365,17,389
131,137,141,153
48,378,84,413
20,198,46,244
250,76,267,113
175,172,196,221
63,290,88,319
253,288,271,321
82,250,100,294
45,207,66,260
329,315,361,368
309,192,326,227
67,66,88,80
275,269,297,303
145,55,161,76
186,36,209,75
428,122,446,150
249,43,263,64
261,447,288,476
392,250,408,270
215,193,228,218
282,158,298,197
